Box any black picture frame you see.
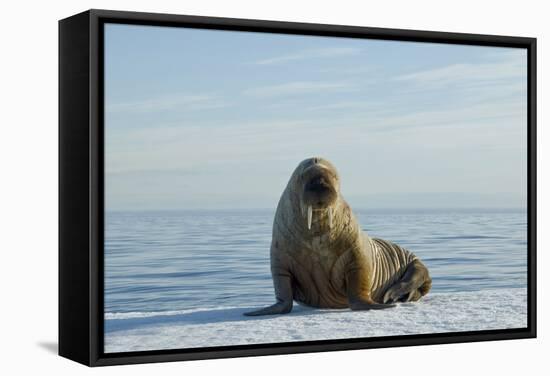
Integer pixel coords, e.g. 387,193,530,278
59,9,537,367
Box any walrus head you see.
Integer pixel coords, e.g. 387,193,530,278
293,157,340,230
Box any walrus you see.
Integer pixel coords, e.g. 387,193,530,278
244,157,431,316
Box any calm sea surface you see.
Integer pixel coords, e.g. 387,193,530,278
104,209,527,314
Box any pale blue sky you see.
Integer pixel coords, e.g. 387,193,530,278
104,23,527,211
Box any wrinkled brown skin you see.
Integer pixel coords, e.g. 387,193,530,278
244,157,432,316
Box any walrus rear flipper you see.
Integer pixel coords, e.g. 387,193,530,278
383,259,432,304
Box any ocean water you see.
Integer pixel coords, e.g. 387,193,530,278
104,208,527,315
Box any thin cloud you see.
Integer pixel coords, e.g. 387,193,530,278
253,47,361,65
105,95,526,211
106,96,525,176
105,167,208,177
330,98,526,137
305,100,381,112
243,81,356,97
106,93,228,113
316,66,375,75
394,57,525,87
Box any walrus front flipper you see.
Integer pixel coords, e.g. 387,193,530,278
346,268,395,310
349,299,395,310
243,301,292,316
383,259,432,304
243,272,293,316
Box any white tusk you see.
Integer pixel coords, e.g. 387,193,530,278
328,207,333,229
307,205,312,230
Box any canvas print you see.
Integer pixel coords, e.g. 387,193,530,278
103,23,528,353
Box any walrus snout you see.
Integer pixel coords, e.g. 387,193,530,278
294,157,340,230
302,174,337,208
305,175,331,194
300,159,339,210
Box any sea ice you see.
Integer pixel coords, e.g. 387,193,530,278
104,288,527,353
